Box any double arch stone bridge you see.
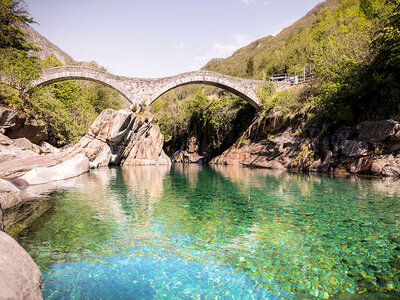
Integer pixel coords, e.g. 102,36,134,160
30,66,263,109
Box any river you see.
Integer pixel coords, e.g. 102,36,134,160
11,165,400,299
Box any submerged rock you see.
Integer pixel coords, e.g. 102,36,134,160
0,231,42,300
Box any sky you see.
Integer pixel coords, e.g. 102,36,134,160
26,0,322,78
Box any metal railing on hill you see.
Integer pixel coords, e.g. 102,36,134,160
268,66,313,86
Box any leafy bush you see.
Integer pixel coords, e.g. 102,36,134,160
29,77,124,146
151,86,255,156
256,81,276,108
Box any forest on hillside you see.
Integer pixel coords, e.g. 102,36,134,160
202,0,400,124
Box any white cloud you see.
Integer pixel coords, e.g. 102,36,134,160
264,1,270,5
241,0,255,4
194,33,254,63
171,42,184,49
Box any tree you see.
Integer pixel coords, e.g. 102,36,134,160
371,2,400,71
246,57,254,77
0,0,35,50
0,0,40,89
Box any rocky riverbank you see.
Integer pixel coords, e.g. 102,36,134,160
2,104,400,299
0,107,170,299
0,108,170,229
210,109,400,177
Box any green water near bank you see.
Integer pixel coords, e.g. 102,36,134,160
15,165,400,299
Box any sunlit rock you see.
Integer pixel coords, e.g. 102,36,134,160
20,153,90,185
0,231,42,300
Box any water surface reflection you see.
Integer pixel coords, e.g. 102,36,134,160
15,165,400,299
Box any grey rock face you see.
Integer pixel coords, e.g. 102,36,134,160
0,231,43,300
0,179,23,230
0,107,48,145
357,119,400,143
211,111,400,177
122,122,171,166
341,140,371,157
68,109,171,167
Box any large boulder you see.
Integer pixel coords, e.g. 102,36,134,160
370,155,400,177
0,107,21,129
0,178,21,203
341,140,371,157
172,150,204,164
20,154,90,185
88,109,133,143
0,231,42,300
65,109,135,167
39,142,60,154
67,110,171,167
0,153,60,179
172,137,204,164
0,107,47,145
122,123,171,166
357,119,400,143
0,179,23,231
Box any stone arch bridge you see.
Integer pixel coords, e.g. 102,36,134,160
30,66,263,109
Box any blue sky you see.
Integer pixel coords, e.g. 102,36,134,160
26,0,322,78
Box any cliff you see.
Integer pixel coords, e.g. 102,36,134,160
211,109,400,177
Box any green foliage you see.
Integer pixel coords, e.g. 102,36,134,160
0,48,41,88
86,83,124,114
0,0,35,50
203,0,400,125
204,0,396,81
371,2,400,71
0,1,124,146
256,81,276,108
151,87,255,156
30,81,93,145
40,54,63,68
262,85,312,117
29,77,124,146
310,1,372,84
0,0,41,90
308,0,400,123
246,57,254,77
0,83,23,108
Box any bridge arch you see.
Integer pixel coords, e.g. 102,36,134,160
30,66,262,109
147,71,261,109
29,66,133,104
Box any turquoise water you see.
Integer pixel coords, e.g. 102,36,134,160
16,165,400,299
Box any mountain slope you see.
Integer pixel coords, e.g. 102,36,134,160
23,25,74,65
202,0,386,80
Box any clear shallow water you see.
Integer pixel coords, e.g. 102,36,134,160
15,165,400,299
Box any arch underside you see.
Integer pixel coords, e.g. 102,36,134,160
150,81,259,109
30,76,132,106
